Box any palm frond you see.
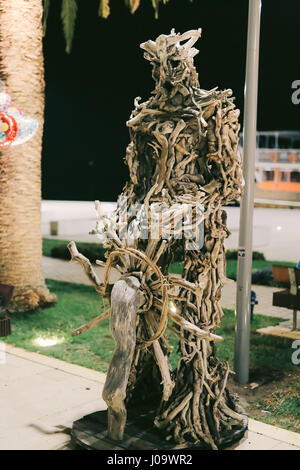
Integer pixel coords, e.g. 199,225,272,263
125,0,141,14
61,0,78,54
99,0,111,19
152,0,161,19
42,0,51,36
43,0,173,49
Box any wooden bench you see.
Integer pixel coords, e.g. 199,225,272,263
272,265,300,330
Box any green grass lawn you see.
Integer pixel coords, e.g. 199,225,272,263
248,377,300,433
3,278,299,432
4,279,113,372
2,278,293,373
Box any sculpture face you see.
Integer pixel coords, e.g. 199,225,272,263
140,29,202,109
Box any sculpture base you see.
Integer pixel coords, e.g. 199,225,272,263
71,409,248,450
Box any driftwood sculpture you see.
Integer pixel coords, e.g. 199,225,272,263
68,29,247,450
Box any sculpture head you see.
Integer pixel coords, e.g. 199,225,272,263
140,29,201,108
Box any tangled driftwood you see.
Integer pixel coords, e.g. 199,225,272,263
68,29,246,449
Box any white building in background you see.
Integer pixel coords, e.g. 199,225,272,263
239,130,300,202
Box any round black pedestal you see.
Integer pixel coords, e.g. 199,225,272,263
71,409,248,450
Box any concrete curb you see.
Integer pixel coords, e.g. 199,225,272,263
248,419,300,448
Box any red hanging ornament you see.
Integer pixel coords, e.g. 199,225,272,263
0,111,18,148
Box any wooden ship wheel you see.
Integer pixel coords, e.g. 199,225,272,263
69,29,247,450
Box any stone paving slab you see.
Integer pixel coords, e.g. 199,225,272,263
0,345,299,450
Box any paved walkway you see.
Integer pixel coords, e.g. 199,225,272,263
43,256,120,285
0,346,106,450
43,256,295,323
1,345,299,450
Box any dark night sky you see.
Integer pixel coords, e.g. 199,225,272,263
42,0,300,201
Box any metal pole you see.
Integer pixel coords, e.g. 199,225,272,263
234,0,261,384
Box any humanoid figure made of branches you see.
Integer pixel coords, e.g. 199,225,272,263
68,29,247,450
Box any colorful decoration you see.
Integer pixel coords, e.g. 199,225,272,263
0,88,38,149
0,83,39,176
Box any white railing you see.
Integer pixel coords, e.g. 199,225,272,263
256,148,300,164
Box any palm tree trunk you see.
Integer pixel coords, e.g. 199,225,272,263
0,0,56,312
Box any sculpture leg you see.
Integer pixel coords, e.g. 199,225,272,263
102,276,143,441
107,400,127,441
156,233,247,449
